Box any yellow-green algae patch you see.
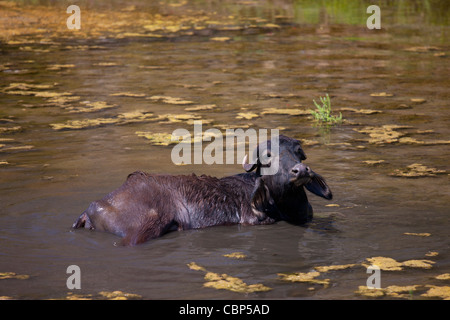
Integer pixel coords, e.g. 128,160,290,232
278,271,330,287
110,92,146,98
435,273,450,280
0,272,30,280
64,292,93,300
314,264,358,272
362,256,435,271
148,95,194,105
2,82,58,91
404,232,431,237
391,163,446,178
236,112,259,120
421,286,450,300
185,104,217,111
354,125,410,145
62,290,142,300
203,272,271,293
355,125,450,146
0,126,22,134
261,108,310,116
98,290,142,300
339,107,382,115
398,137,450,145
425,251,439,257
50,117,120,130
135,132,177,146
65,101,117,113
362,160,386,165
223,252,247,259
156,113,202,124
355,285,420,299
370,92,394,97
50,111,156,130
187,262,206,272
187,262,271,293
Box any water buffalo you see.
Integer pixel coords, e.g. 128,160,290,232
72,135,332,245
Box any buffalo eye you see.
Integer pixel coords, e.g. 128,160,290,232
260,149,271,158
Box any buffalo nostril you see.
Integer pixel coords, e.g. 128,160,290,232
291,168,299,174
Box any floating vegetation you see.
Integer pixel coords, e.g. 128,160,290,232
2,81,85,111
185,104,217,111
354,125,410,145
421,286,450,300
223,252,247,259
339,107,382,115
63,290,142,300
5,90,72,98
314,264,358,272
210,37,231,42
278,271,330,287
0,272,30,280
236,112,259,120
47,95,81,107
135,132,177,146
46,64,75,71
187,262,206,272
0,126,22,134
2,82,58,91
0,144,35,152
203,272,271,293
257,92,302,99
435,273,450,280
355,285,419,299
187,262,271,293
370,92,394,97
98,290,142,300
362,256,435,271
404,46,440,53
404,232,431,237
261,108,310,116
50,118,119,130
426,251,439,257
148,95,194,105
410,98,426,104
110,92,146,98
391,163,446,178
50,111,156,130
156,113,202,124
64,292,93,300
93,62,119,67
397,137,450,146
301,139,321,146
362,160,386,165
355,125,450,146
64,101,117,113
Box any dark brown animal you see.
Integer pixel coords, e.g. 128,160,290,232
72,135,332,245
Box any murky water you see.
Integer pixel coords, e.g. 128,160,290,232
0,1,449,299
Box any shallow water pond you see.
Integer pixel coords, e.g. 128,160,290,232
0,0,449,300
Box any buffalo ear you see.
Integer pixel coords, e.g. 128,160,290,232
250,177,277,220
305,173,332,200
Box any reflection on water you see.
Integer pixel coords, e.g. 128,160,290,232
0,0,449,299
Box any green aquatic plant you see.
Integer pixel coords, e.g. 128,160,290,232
310,94,342,125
